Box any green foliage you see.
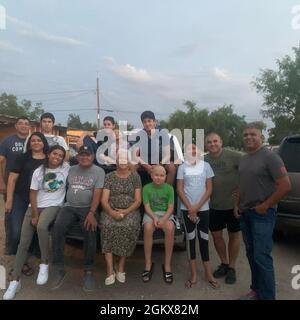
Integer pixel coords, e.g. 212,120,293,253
67,113,97,130
160,100,247,150
0,93,44,120
253,44,300,144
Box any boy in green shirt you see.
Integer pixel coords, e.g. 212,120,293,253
142,165,175,284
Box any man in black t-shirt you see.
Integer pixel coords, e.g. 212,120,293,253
132,111,177,186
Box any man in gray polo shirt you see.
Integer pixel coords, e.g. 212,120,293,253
50,145,105,292
235,123,291,300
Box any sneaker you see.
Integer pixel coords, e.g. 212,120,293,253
105,273,115,286
213,264,229,278
83,271,97,292
239,290,258,300
36,264,49,285
49,268,66,290
116,271,126,283
225,268,236,284
3,280,21,300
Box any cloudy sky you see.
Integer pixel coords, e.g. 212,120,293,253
0,0,300,128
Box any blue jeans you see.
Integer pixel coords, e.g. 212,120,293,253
240,208,276,300
5,193,29,255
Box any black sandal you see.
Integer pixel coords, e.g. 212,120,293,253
142,263,154,283
162,264,173,284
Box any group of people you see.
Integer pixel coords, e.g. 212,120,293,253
0,110,291,300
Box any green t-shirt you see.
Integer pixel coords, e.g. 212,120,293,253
205,148,242,210
143,182,174,212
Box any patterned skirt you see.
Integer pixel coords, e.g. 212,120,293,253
100,210,141,257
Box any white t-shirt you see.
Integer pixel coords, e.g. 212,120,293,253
30,162,70,208
44,134,69,151
177,160,214,211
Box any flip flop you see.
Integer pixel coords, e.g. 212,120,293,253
208,279,220,289
142,263,154,283
162,264,173,284
185,279,197,289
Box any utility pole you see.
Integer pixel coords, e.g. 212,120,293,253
96,77,100,129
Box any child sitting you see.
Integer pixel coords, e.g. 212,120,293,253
142,165,175,284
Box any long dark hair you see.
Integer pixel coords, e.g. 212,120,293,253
45,145,66,168
26,132,49,155
42,145,66,186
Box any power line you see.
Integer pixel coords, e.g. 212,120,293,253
15,89,95,96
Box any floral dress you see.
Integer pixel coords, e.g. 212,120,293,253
100,171,142,257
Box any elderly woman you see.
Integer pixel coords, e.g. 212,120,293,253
100,151,142,285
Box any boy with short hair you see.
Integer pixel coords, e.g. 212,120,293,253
23,112,69,160
142,165,175,284
135,110,177,185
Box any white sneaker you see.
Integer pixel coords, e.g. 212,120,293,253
3,280,21,300
105,273,115,286
116,271,126,283
36,264,49,285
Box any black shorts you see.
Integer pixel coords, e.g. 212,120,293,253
209,209,240,233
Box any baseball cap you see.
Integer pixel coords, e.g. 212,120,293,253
78,145,94,155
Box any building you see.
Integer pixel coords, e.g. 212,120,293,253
0,114,67,142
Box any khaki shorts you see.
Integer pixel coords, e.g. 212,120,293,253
142,211,175,225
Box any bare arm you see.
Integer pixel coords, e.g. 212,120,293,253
176,179,192,210
233,190,241,218
101,188,122,220
144,203,158,221
117,188,142,216
255,176,291,214
0,155,6,193
5,172,19,213
84,188,102,231
193,178,213,212
160,203,174,220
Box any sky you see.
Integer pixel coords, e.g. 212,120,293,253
0,0,300,128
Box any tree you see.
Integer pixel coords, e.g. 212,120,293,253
160,100,247,150
67,113,97,130
0,93,44,120
209,105,247,149
253,44,300,144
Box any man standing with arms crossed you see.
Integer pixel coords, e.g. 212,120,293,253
236,123,291,300
205,133,242,284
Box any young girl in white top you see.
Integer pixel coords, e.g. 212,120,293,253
3,145,70,300
177,143,220,289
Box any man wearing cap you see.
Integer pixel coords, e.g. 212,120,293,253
133,110,177,185
50,145,105,292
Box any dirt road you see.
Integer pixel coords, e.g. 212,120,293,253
0,196,299,300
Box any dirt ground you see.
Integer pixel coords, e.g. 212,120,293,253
0,195,299,300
